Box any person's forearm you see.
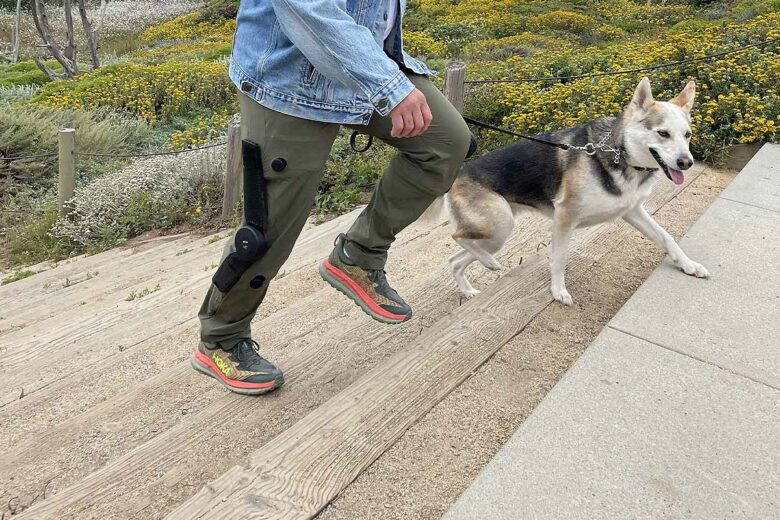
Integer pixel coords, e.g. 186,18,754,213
271,0,415,115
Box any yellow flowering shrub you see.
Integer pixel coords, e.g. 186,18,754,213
168,110,233,150
465,33,573,60
140,11,235,43
527,11,600,35
129,41,232,63
31,61,235,122
490,13,780,160
437,0,524,37
403,30,447,57
594,0,694,28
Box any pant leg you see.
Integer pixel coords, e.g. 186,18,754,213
342,72,472,270
199,93,339,349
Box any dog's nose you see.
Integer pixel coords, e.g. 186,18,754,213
676,157,693,170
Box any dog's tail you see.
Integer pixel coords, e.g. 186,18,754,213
417,194,448,226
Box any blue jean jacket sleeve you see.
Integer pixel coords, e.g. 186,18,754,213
271,0,416,116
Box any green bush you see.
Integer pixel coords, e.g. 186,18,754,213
0,106,154,192
0,61,59,88
317,132,395,215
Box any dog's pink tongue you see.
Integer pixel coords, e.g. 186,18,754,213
669,168,684,185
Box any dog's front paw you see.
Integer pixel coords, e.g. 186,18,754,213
551,286,573,306
679,260,710,278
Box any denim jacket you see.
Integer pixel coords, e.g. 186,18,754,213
229,0,434,125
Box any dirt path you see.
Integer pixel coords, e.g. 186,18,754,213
318,168,734,520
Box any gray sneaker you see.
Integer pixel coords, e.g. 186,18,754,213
190,338,284,395
319,234,412,324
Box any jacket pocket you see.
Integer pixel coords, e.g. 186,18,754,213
302,62,320,86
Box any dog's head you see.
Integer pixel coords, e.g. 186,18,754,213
622,77,696,185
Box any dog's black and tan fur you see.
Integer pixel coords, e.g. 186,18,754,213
445,77,709,305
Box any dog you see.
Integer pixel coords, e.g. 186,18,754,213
445,77,709,305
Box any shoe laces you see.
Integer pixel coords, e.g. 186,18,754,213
234,339,263,364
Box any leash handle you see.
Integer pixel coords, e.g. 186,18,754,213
350,131,374,153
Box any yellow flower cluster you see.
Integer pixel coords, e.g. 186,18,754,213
404,30,447,57
493,13,779,160
465,32,573,60
168,110,232,150
32,61,234,123
527,11,600,35
129,41,232,63
436,0,524,37
593,0,694,27
140,11,235,43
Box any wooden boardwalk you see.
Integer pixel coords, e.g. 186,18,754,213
2,166,707,519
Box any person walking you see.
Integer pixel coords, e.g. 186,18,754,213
191,0,473,395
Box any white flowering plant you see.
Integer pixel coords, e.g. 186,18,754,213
50,145,226,249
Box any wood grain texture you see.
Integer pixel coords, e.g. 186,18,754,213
0,207,365,407
16,168,703,520
444,62,466,114
165,170,705,519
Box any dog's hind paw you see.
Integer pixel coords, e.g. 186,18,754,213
461,287,481,299
680,260,710,279
551,286,573,306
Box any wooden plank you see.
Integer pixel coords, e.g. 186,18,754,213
15,170,702,520
166,171,707,519
0,208,367,407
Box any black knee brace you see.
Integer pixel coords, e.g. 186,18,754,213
212,140,269,293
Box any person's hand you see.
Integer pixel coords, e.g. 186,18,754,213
389,88,432,138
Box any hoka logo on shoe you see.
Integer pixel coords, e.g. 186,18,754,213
212,354,233,378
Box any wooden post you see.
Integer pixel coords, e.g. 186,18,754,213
58,128,76,214
222,115,243,220
444,61,466,114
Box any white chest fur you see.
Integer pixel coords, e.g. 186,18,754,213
568,169,659,228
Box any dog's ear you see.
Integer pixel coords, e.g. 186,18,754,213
670,80,696,114
630,77,654,112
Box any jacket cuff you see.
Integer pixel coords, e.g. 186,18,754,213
369,70,416,116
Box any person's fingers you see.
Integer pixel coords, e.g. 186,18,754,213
411,107,425,138
401,112,415,137
390,111,404,138
421,102,433,134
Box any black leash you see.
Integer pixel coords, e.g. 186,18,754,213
350,114,625,163
349,115,573,153
462,116,573,151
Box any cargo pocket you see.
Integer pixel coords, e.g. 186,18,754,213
205,284,226,317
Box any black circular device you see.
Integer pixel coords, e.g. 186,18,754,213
271,157,287,172
234,226,268,262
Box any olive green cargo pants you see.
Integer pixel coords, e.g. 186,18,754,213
199,72,472,349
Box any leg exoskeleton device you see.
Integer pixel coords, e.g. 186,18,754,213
212,140,269,293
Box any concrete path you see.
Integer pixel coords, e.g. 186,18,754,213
444,144,780,520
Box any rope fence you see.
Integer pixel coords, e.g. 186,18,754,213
2,139,227,163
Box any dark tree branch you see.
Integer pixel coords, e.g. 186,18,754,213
76,0,100,70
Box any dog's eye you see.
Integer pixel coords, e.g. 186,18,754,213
657,130,670,138
685,131,692,139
